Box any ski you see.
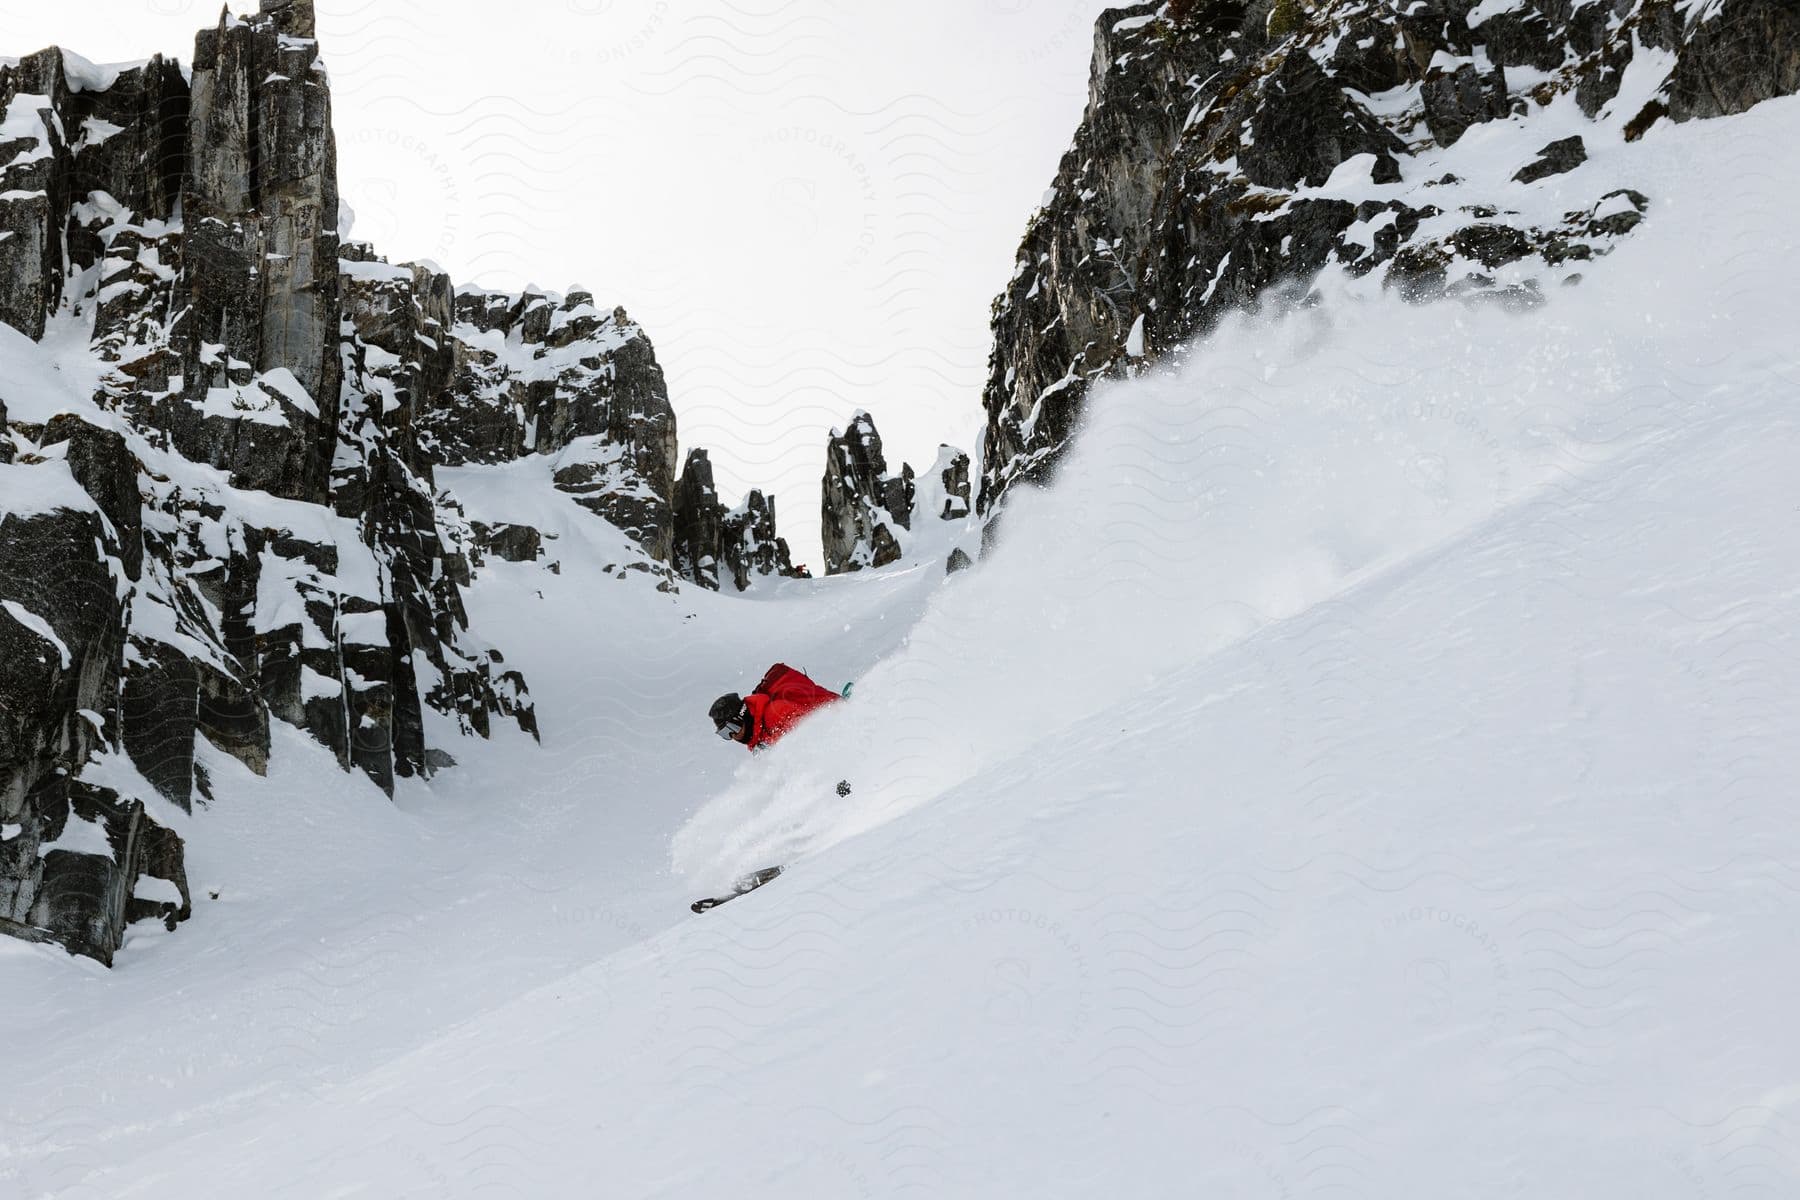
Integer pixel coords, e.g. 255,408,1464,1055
690,866,783,914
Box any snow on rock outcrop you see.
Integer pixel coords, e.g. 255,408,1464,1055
671,448,802,592
0,0,659,964
820,410,971,575
822,412,912,574
343,259,799,593
432,283,685,566
0,0,797,962
720,488,798,589
977,0,1800,512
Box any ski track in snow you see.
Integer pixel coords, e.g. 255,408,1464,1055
2,95,1799,1200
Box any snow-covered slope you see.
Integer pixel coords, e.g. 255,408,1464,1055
1,79,1795,1197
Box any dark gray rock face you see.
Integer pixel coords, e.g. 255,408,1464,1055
672,448,800,591
935,447,972,521
0,503,122,817
0,51,71,342
975,12,1214,502
410,273,795,589
423,287,684,564
0,495,171,965
471,522,544,564
333,239,790,599
41,415,142,580
1514,136,1588,184
976,0,1800,513
671,449,726,590
820,413,971,575
436,290,672,463
4,776,191,966
1418,58,1511,149
334,249,539,780
721,489,796,590
822,413,912,575
0,0,551,963
1665,0,1800,121
172,1,341,504
2,46,185,339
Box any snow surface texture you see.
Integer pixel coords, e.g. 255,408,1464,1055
1,98,1797,1200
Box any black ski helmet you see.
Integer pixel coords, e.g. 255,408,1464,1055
709,693,745,731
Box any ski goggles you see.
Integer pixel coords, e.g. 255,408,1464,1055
715,718,744,742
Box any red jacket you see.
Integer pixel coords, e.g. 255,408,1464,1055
742,664,840,749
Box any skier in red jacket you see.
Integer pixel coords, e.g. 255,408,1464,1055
694,664,849,914
710,663,841,750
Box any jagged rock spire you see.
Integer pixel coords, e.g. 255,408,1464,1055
821,413,969,576
822,412,909,575
672,448,801,591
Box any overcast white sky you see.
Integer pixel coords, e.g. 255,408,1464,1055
4,0,1109,568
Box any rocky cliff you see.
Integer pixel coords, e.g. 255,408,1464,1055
977,0,1800,512
821,411,970,575
0,0,780,964
428,281,682,565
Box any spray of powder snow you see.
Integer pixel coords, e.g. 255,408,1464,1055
672,114,1780,891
